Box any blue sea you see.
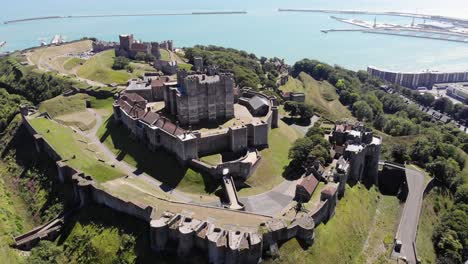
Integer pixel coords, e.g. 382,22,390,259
2,0,468,71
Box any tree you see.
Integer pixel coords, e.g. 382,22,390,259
284,101,299,117
352,100,374,121
29,241,63,264
297,103,314,120
289,137,314,163
455,184,468,204
433,97,454,114
426,157,460,190
390,144,409,164
112,56,130,70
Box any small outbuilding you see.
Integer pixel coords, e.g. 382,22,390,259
295,175,319,203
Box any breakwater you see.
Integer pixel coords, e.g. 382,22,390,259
278,8,468,23
3,11,247,24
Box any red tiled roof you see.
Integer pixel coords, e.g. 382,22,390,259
321,186,337,197
298,175,319,195
117,93,185,136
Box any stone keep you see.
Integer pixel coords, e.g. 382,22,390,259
166,72,235,126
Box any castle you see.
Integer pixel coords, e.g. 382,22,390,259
113,71,279,178
329,122,382,196
165,71,235,125
115,34,173,60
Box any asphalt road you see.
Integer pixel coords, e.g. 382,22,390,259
392,166,427,263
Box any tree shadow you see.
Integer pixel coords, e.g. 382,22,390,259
282,160,305,181
281,116,311,127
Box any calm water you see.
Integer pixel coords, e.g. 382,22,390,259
2,0,468,71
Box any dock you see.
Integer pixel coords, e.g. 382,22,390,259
0,41,5,48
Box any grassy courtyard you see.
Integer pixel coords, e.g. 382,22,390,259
280,72,353,121
238,120,299,196
29,117,124,182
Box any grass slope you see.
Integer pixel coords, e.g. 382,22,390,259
63,57,85,71
416,189,453,264
268,185,381,264
97,116,216,195
30,118,124,182
39,94,88,117
280,72,352,120
239,120,299,196
39,94,96,131
77,50,149,85
0,172,35,263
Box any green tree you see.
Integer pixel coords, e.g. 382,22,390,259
284,101,299,117
29,241,63,264
289,137,314,163
352,100,374,121
112,56,130,70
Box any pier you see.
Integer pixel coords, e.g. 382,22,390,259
0,41,6,48
3,11,247,24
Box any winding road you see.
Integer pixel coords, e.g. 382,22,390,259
388,163,427,264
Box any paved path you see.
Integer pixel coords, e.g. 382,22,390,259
290,115,320,136
391,165,426,263
239,179,299,216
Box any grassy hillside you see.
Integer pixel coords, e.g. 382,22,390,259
77,50,150,85
267,185,400,264
280,72,352,120
38,94,96,131
416,189,453,264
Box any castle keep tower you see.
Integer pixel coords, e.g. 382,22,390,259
165,72,235,126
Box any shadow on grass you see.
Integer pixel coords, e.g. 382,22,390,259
281,116,312,127
282,160,305,181
99,117,221,194
57,204,207,264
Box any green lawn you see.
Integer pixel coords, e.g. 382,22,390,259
77,50,149,85
200,154,222,166
39,94,88,117
159,49,171,61
238,120,299,196
267,185,381,264
63,57,85,71
178,63,193,71
29,118,124,182
280,73,353,121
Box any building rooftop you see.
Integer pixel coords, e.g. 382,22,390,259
298,175,319,195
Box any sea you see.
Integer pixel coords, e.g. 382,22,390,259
2,0,468,72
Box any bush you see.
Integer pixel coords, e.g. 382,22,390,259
112,56,130,70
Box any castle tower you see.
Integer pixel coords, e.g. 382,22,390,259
194,57,204,72
119,34,133,51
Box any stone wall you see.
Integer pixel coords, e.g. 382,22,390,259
189,149,261,179
21,107,343,264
